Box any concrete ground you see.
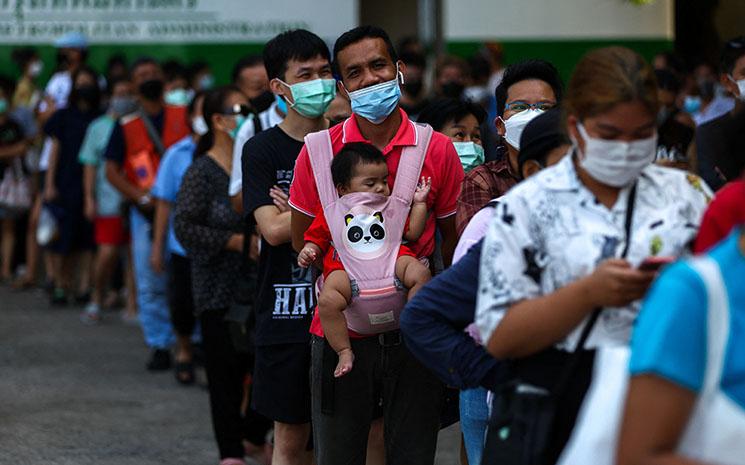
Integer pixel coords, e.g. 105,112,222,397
0,286,460,464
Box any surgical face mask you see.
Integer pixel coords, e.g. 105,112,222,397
453,141,485,172
275,94,288,115
198,74,215,91
191,115,208,136
576,122,657,188
500,109,544,150
0,98,7,114
229,115,247,140
683,95,702,114
139,79,164,101
164,88,191,106
29,60,43,77
277,78,336,118
729,75,745,101
346,66,403,124
110,96,137,116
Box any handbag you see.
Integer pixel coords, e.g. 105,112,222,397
482,184,637,465
0,158,32,213
558,256,745,465
224,224,257,354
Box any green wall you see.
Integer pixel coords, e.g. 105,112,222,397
447,38,674,83
0,42,264,86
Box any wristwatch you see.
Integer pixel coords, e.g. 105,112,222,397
138,193,152,206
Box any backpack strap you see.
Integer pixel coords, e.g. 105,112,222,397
391,123,433,204
305,129,338,209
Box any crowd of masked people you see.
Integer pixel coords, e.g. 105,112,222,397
1,24,744,465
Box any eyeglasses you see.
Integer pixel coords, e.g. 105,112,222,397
504,101,556,113
221,103,252,117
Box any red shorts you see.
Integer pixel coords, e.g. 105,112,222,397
321,244,416,278
94,216,129,246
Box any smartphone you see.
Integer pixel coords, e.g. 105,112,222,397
639,256,675,271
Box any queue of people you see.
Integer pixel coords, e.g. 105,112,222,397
1,24,744,465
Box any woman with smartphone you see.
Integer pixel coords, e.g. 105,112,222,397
474,47,713,463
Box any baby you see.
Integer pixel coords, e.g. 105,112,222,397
298,142,432,377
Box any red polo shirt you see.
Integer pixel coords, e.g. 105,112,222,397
289,108,464,259
694,179,745,253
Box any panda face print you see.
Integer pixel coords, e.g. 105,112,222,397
343,211,386,255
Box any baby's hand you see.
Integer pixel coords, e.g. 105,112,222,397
413,176,431,204
334,348,354,378
298,243,321,268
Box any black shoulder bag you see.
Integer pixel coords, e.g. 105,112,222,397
482,183,637,465
224,230,258,354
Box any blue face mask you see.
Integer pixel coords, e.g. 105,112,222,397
275,94,288,115
683,95,702,114
164,88,190,106
346,66,403,124
229,115,247,140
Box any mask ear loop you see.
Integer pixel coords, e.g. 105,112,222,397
396,62,405,85
275,78,295,107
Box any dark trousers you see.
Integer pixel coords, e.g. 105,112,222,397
310,333,444,465
201,309,270,459
167,253,196,338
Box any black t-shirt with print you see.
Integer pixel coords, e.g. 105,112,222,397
242,125,314,346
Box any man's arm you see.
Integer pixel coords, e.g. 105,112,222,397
105,160,147,204
0,141,27,159
83,164,97,221
291,207,314,253
254,205,291,247
437,215,458,268
150,199,170,273
43,137,60,202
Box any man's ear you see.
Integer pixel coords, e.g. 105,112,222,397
337,81,350,101
495,115,506,137
270,78,290,103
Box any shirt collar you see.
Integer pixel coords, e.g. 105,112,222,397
341,108,416,153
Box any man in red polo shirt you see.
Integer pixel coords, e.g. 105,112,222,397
289,26,463,465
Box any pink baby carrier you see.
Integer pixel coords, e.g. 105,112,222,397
305,123,433,334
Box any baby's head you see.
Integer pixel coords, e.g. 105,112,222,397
331,143,390,197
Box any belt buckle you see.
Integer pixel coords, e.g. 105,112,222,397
378,330,401,347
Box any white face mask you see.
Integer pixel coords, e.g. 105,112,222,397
576,123,657,188
729,75,745,101
191,116,208,136
29,61,43,77
500,109,543,149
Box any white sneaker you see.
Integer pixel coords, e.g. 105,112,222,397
80,302,101,325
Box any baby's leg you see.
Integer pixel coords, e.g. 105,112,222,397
395,256,432,300
318,270,355,377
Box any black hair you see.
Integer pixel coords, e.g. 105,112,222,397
130,56,159,75
495,59,563,117
721,36,745,75
68,66,101,111
263,29,330,81
187,61,210,84
195,85,243,156
163,59,188,84
331,142,386,188
399,51,426,69
11,47,38,71
654,68,681,93
468,54,491,82
416,98,486,132
232,54,264,83
333,26,398,76
0,75,15,101
106,53,127,73
105,76,130,98
188,89,206,117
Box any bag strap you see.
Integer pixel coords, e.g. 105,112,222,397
391,123,433,203
689,256,730,396
552,182,637,397
139,109,165,156
305,129,338,209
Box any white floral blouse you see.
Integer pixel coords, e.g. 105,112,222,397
475,153,712,351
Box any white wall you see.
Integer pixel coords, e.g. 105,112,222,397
444,0,674,41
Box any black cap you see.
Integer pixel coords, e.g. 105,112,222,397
518,108,570,171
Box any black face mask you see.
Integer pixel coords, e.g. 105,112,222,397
75,85,99,104
139,79,164,102
402,81,424,98
249,90,274,113
441,81,465,99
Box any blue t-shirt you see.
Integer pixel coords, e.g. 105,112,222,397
630,228,745,409
78,115,121,217
151,136,195,257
